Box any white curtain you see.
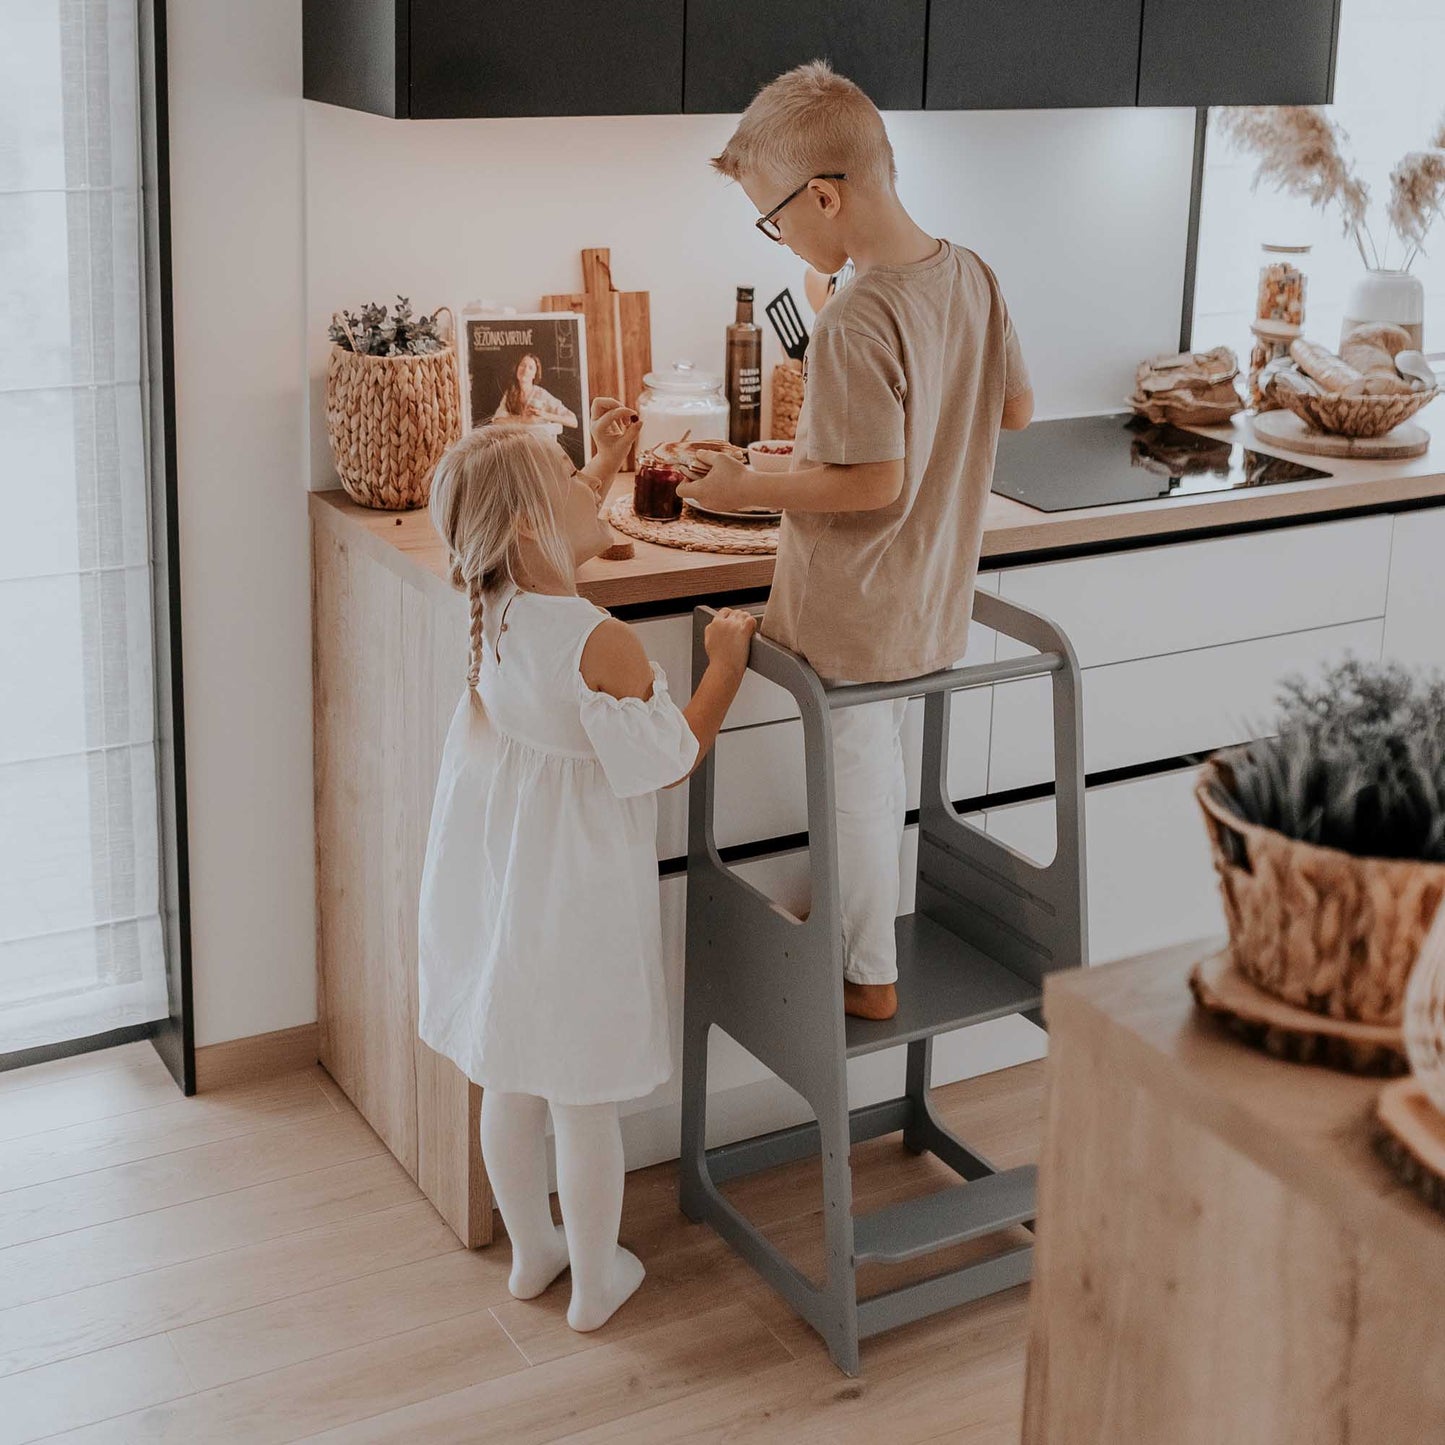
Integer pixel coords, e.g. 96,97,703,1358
0,0,169,1052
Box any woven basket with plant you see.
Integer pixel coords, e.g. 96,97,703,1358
1198,659,1445,1026
325,298,462,511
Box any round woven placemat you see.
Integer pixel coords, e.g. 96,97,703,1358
604,495,778,555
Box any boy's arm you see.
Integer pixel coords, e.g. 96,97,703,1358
678,454,903,514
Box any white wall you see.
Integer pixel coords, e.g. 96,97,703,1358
1194,0,1445,360
167,1,314,1047
304,104,1198,484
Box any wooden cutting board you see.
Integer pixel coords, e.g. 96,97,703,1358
1253,407,1430,459
542,248,652,467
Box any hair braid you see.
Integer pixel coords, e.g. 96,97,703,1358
464,567,484,698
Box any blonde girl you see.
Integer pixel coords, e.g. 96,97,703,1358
419,400,755,1332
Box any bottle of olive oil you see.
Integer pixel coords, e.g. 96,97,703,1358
726,286,762,446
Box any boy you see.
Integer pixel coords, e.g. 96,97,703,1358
678,62,1034,1022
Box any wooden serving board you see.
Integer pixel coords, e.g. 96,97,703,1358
1374,1077,1445,1216
1189,950,1409,1075
542,247,651,468
1253,407,1430,459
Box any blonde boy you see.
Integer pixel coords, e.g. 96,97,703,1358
678,62,1034,1021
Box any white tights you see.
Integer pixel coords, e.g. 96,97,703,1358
479,1089,645,1332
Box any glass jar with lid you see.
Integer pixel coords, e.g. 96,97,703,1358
1255,242,1309,335
637,361,728,461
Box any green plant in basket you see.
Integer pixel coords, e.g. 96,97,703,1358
1212,658,1445,864
328,296,448,357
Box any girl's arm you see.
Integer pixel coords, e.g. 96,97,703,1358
580,611,757,786
578,399,641,501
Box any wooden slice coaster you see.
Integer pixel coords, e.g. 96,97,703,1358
603,495,778,556
1252,408,1430,460
1189,950,1409,1076
1374,1078,1445,1217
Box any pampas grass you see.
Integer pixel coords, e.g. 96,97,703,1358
1218,105,1445,272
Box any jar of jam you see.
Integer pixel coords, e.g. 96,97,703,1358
633,456,687,521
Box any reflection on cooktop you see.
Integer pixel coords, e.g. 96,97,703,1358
991,412,1331,513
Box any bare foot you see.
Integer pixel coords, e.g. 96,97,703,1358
845,981,899,1020
508,1224,571,1300
567,1247,645,1332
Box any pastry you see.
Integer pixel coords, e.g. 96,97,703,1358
1339,323,1413,396
1288,338,1363,394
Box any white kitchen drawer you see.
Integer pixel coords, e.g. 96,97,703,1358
1383,506,1445,673
995,516,1392,668
988,617,1384,792
986,766,1224,965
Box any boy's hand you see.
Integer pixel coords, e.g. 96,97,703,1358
704,607,757,677
675,452,762,513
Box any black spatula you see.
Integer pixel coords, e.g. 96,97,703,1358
765,289,809,360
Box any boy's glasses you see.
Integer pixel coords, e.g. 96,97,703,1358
755,173,846,242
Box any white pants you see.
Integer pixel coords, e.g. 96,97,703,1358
828,693,909,985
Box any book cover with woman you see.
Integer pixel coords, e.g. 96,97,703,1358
460,312,589,467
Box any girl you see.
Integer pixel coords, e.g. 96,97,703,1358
419,398,755,1332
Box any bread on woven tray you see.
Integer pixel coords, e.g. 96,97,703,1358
650,436,748,479
1339,322,1414,396
1290,332,1413,398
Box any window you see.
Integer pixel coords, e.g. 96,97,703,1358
1194,0,1445,361
1,0,170,1052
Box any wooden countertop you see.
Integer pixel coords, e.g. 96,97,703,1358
311,401,1445,611
1044,940,1445,1280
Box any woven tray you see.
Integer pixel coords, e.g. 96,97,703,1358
604,494,778,555
1189,950,1408,1076
1374,1078,1445,1216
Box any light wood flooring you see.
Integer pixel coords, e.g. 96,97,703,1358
0,1041,1043,1443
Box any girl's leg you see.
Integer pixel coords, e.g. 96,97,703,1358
479,1089,570,1299
551,1100,645,1332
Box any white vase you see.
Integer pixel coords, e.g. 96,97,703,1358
1404,902,1445,1115
1341,268,1425,350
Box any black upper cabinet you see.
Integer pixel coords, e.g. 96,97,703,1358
410,0,682,118
301,0,1341,118
302,0,683,118
927,0,1142,110
1137,0,1339,106
304,0,406,118
684,0,926,115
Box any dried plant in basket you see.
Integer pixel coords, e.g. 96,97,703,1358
325,297,461,510
328,296,449,357
1198,659,1445,1025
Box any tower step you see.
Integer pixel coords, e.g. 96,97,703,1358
852,1164,1037,1265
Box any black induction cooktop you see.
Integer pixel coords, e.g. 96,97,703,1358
991,412,1332,513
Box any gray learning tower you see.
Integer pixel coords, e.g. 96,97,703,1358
680,593,1088,1375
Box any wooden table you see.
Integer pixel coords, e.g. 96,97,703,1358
1025,941,1445,1444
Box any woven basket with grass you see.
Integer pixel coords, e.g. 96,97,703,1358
1269,373,1437,438
325,305,462,511
1197,764,1445,1025
771,359,804,441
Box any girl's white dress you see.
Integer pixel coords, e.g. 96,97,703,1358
417,584,698,1105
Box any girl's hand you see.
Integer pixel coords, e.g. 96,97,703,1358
589,397,641,461
704,608,757,678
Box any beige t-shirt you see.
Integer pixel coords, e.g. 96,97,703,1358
762,241,1029,683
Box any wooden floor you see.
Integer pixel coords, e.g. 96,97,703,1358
0,1041,1043,1443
